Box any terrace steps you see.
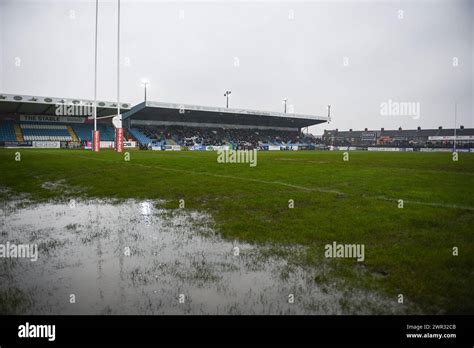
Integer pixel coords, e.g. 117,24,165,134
13,123,24,141
67,125,79,142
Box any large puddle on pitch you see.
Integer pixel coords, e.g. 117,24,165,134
0,198,412,315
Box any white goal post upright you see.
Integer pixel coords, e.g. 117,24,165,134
92,0,100,152
115,0,124,152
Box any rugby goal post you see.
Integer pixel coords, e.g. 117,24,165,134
91,0,123,153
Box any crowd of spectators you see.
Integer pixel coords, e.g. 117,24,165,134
135,125,473,150
136,125,319,148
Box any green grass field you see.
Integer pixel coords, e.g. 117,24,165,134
1,148,473,314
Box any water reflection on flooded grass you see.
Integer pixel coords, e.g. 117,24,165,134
0,199,410,315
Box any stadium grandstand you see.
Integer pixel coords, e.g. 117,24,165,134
1,93,473,152
0,93,328,150
322,127,474,150
0,93,130,148
122,101,327,150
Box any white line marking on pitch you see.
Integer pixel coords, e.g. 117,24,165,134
371,196,474,211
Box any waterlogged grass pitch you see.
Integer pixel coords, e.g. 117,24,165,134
0,149,473,314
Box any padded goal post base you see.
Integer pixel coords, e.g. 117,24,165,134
115,128,124,152
93,130,100,152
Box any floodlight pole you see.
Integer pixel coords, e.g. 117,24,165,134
283,98,287,113
453,101,457,153
224,90,231,108
144,83,148,102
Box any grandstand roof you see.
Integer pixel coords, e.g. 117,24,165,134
331,130,377,138
0,93,130,117
122,101,328,129
415,129,439,137
381,130,404,137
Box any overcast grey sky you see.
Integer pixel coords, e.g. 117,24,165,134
0,0,472,134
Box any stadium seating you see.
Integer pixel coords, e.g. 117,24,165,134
0,122,17,142
133,125,313,148
0,122,117,143
71,123,115,141
20,123,72,141
71,124,92,141
98,124,115,141
128,128,153,146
